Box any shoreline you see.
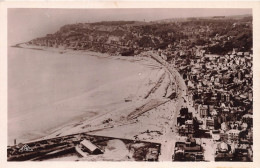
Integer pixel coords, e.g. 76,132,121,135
9,44,188,162
13,43,146,62
9,44,153,145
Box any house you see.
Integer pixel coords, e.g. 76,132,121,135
210,108,218,116
180,107,189,117
199,105,208,118
179,125,186,136
185,120,194,135
237,52,243,56
242,114,253,127
177,115,186,126
215,142,233,161
212,130,220,141
206,117,214,130
220,130,228,142
217,142,230,153
226,129,240,143
106,36,120,44
233,144,251,161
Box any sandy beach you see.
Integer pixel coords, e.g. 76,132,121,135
8,45,180,150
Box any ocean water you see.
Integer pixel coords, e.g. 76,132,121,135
8,47,151,145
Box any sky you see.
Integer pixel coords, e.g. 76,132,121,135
8,8,252,45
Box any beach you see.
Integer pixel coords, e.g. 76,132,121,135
8,47,154,144
8,46,178,148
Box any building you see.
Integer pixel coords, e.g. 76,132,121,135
242,114,253,128
227,129,240,143
206,117,214,130
199,105,208,118
173,138,204,161
185,120,194,136
215,142,233,161
77,139,103,155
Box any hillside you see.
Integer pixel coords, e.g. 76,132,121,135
26,15,252,56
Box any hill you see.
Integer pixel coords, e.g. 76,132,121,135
25,14,252,56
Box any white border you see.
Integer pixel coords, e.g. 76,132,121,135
1,1,260,168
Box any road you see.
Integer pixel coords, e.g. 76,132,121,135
145,51,191,161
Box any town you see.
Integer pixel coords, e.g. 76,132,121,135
13,14,253,161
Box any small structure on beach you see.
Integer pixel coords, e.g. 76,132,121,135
76,139,103,157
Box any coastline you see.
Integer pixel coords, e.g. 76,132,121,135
9,44,189,161
8,44,155,144
14,43,146,62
